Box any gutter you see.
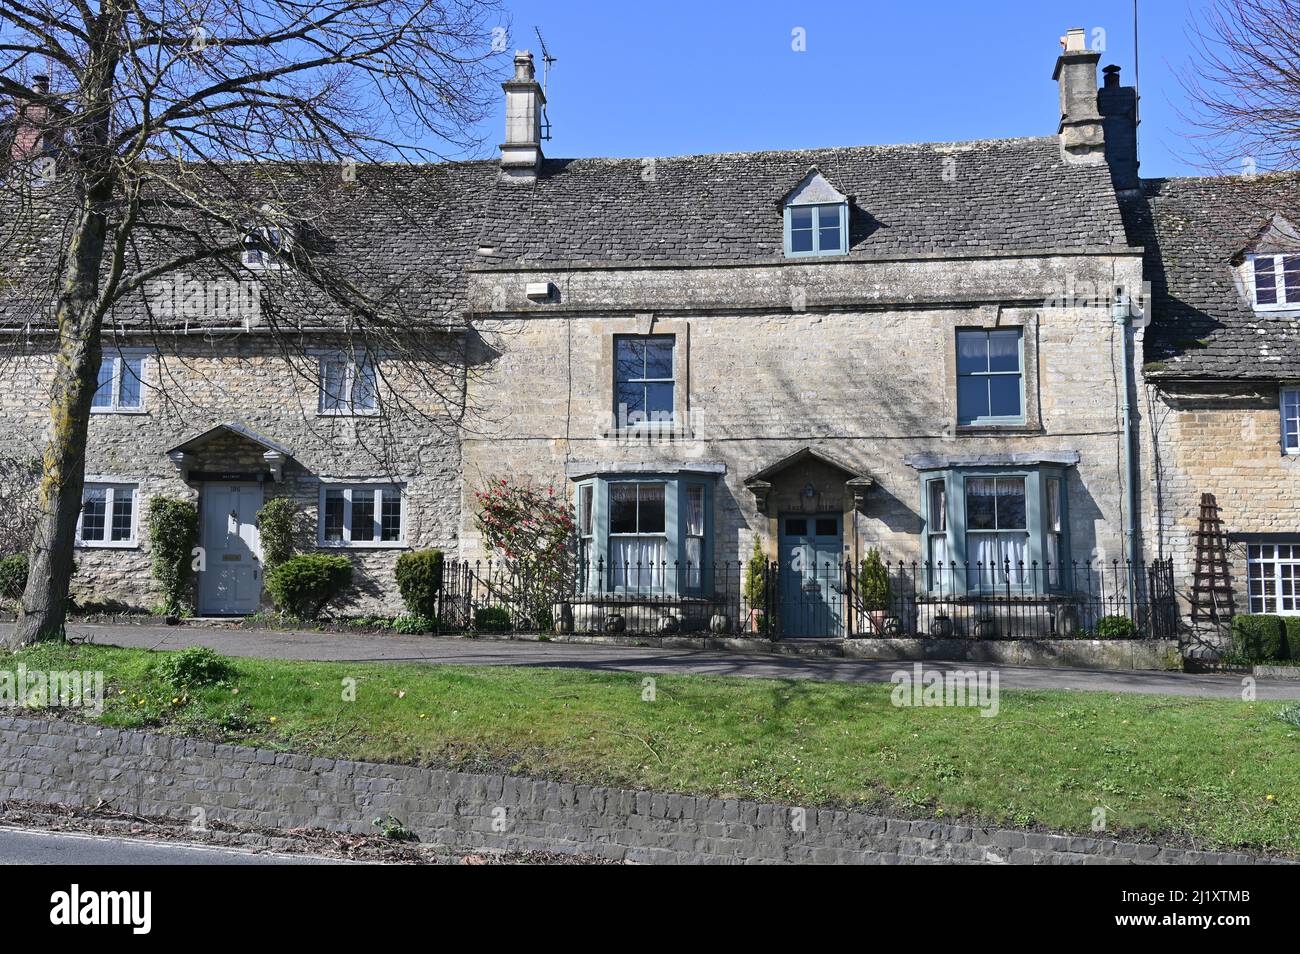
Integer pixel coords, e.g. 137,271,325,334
1114,289,1140,608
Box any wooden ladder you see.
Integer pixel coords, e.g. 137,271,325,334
1190,492,1235,621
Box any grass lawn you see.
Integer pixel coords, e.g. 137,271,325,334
5,641,1300,855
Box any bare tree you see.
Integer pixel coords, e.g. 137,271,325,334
0,0,505,647
1183,0,1300,174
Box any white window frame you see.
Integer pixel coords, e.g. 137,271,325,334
1248,253,1300,310
317,483,405,548
317,353,379,416
1247,542,1300,615
1282,386,1300,455
90,350,148,413
241,224,291,271
76,481,139,548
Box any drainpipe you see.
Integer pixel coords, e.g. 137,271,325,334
1113,287,1139,609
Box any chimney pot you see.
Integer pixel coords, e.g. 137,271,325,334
1061,27,1087,52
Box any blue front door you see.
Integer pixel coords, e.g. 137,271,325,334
778,513,845,637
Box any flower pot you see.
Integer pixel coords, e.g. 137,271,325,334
552,602,574,634
973,615,999,640
709,614,731,635
1053,603,1079,638
657,615,679,635
746,608,767,635
603,613,626,634
930,615,954,638
866,609,888,636
882,616,903,637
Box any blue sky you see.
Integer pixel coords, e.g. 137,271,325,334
480,0,1216,177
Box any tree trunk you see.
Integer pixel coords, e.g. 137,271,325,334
4,206,110,648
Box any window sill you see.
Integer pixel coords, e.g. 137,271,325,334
317,541,407,550
90,408,147,416
75,541,139,550
955,422,1039,436
601,425,694,441
317,410,380,418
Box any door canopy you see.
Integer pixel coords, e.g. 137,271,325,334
744,446,874,515
165,422,294,483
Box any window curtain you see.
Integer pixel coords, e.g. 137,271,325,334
966,478,1027,587
611,537,666,589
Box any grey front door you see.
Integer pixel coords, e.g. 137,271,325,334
199,482,263,615
778,513,845,637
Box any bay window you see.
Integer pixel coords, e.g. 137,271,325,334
919,466,1069,592
572,473,716,595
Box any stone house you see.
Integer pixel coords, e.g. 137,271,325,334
1124,174,1300,637
0,28,1226,636
458,31,1150,635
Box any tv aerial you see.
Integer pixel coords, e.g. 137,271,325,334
534,27,556,141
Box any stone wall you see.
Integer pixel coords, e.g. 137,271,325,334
0,337,463,615
0,715,1282,864
1143,381,1300,628
462,251,1147,571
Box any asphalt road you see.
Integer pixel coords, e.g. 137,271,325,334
0,827,342,864
16,621,1299,700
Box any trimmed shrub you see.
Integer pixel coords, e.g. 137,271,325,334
257,497,299,570
742,537,767,609
266,554,353,619
155,646,234,690
1284,617,1300,661
0,553,28,603
474,606,512,631
394,549,444,619
393,614,438,635
1231,614,1287,662
1095,614,1138,639
858,549,891,612
147,495,198,616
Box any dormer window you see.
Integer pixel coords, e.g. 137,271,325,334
782,168,850,258
1249,253,1300,309
242,225,289,270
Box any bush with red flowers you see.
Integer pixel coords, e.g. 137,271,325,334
473,478,576,629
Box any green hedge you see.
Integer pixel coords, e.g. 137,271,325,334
0,553,28,603
1285,618,1300,661
474,606,512,632
394,550,444,619
147,496,198,616
266,555,353,620
1095,615,1138,639
1231,614,1288,662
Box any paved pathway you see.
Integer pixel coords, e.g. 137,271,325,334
0,827,342,864
11,621,1297,700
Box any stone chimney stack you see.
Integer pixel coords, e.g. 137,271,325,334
1052,28,1105,165
1098,64,1140,192
9,75,50,162
500,51,545,183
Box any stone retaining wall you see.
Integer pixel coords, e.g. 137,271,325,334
0,716,1285,864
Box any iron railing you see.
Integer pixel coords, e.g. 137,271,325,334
428,557,1177,640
